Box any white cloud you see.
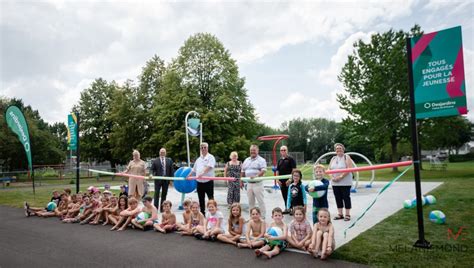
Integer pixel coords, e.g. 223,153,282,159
3,0,473,129
317,31,375,87
259,91,347,128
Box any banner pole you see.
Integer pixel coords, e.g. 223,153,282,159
76,113,80,194
406,37,431,249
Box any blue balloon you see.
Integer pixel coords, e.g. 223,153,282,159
174,167,196,194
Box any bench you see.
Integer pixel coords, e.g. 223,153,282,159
429,158,447,171
0,177,16,187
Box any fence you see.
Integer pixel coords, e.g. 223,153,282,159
259,151,305,166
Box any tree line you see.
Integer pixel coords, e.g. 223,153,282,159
1,29,472,171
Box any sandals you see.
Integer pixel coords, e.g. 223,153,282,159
334,214,351,221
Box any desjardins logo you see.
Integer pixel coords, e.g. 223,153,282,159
424,100,456,110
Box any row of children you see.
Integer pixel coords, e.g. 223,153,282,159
24,184,335,260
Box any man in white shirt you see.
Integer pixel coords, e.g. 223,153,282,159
189,142,216,214
241,144,267,218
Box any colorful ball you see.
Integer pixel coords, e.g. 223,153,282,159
46,202,57,212
425,195,437,205
173,167,196,194
267,227,283,237
136,212,151,224
403,199,413,209
429,210,446,224
307,180,326,198
411,197,426,207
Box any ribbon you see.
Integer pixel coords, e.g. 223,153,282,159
89,169,235,181
343,165,412,238
241,175,291,182
325,161,412,174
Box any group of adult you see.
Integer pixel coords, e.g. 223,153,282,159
124,142,354,220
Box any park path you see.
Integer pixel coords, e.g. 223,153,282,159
0,206,365,268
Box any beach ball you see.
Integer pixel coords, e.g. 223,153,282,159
173,167,197,194
136,212,151,224
429,210,446,224
267,227,283,237
403,199,413,209
307,180,326,198
425,195,437,205
411,197,426,207
46,202,57,212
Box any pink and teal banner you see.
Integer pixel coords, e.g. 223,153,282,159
410,26,467,119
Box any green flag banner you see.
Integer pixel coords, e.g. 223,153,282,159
410,26,468,119
67,113,77,150
5,105,32,172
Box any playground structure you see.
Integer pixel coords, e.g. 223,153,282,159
181,111,203,209
257,134,289,189
315,152,375,193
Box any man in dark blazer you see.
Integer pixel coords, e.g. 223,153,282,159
151,148,174,212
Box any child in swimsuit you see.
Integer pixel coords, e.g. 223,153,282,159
132,196,159,231
100,196,117,226
255,207,288,259
107,196,128,226
89,196,111,225
176,199,192,232
217,203,245,245
154,200,176,233
237,207,266,249
63,194,82,221
287,206,312,250
110,197,141,231
181,201,205,236
308,208,335,260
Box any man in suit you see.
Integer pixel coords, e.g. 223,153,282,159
151,148,174,212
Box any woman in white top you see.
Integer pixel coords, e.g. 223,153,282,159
327,143,353,221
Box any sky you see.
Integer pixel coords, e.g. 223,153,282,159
1,0,473,128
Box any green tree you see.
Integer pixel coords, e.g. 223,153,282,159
420,116,472,154
0,97,65,171
76,78,117,166
49,122,68,152
337,25,422,171
281,118,341,161
151,33,257,162
136,55,166,157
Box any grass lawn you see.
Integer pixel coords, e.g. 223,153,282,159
329,161,474,267
0,177,125,208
